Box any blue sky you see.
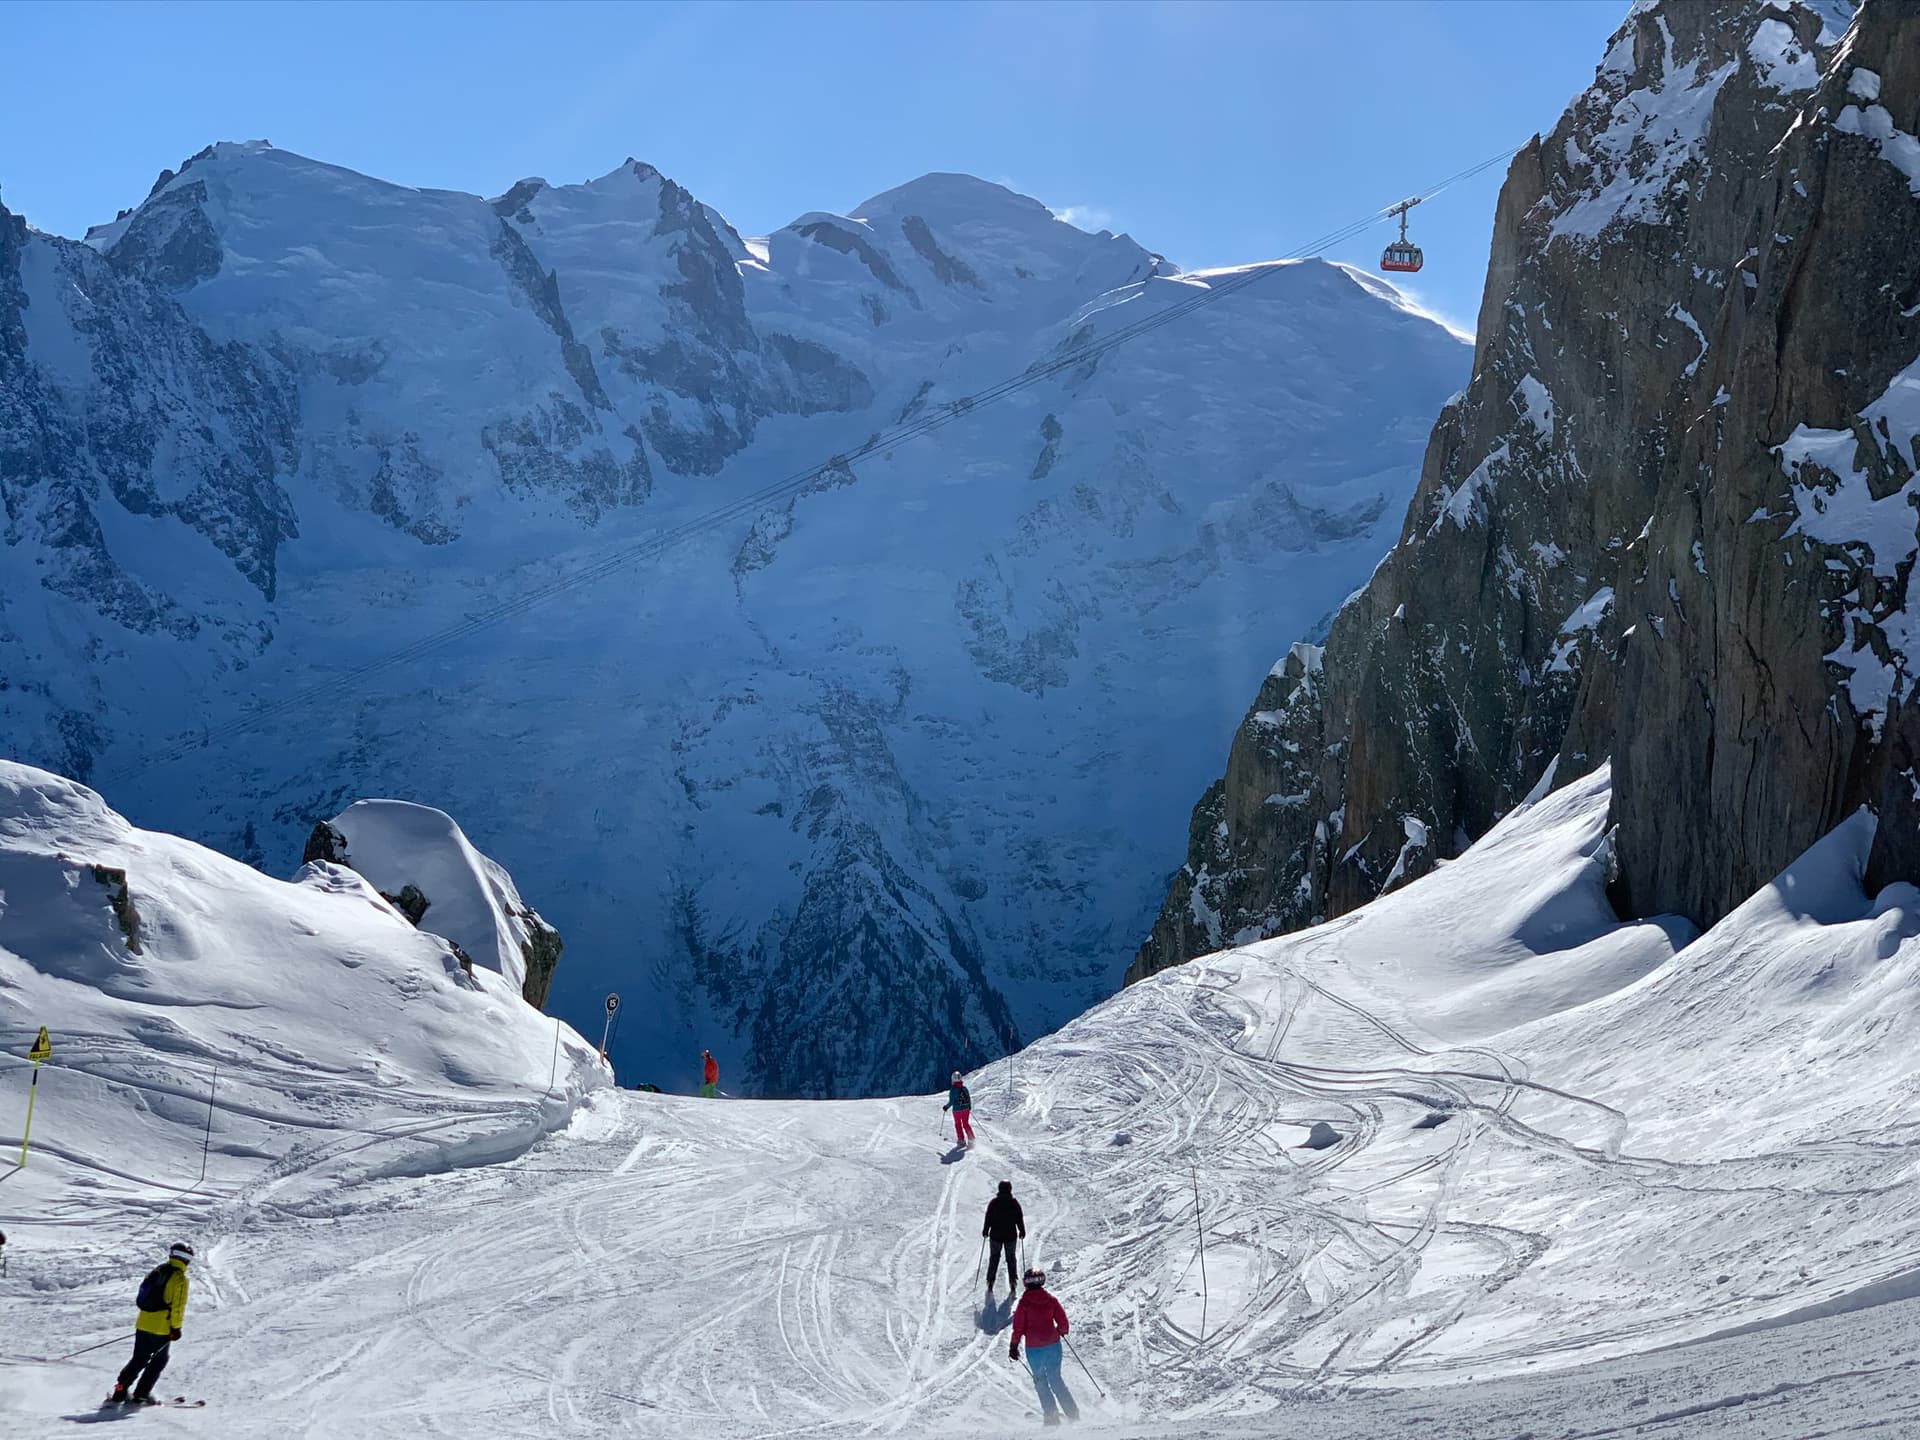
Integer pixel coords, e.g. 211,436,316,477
4,0,1625,331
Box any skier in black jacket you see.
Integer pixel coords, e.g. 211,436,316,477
982,1180,1026,1293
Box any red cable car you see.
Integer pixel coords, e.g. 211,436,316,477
1380,197,1424,274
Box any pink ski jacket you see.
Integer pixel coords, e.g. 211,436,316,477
1011,1288,1069,1349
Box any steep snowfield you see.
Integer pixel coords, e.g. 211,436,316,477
0,146,1468,1095
9,763,1920,1435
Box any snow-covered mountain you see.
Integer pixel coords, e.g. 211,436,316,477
12,756,1920,1436
0,145,1467,1095
1134,0,1920,979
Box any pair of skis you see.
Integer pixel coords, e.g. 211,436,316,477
102,1395,206,1411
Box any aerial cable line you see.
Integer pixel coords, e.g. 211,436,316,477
103,143,1525,788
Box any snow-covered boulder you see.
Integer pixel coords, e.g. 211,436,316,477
302,799,564,1009
1302,1120,1343,1150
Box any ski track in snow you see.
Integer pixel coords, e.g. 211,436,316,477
10,981,1920,1438
13,768,1920,1434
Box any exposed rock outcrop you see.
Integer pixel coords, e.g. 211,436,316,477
301,801,564,1009
1134,0,1920,980
89,863,142,953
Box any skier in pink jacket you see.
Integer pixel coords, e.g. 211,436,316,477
1008,1267,1078,1424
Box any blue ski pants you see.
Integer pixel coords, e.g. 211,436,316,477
1025,1341,1078,1421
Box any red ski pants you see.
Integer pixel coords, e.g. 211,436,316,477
952,1108,975,1144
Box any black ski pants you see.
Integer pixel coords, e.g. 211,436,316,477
987,1235,1020,1288
117,1331,171,1398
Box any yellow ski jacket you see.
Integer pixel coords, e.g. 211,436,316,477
135,1258,190,1336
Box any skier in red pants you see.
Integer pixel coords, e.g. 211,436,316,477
945,1071,975,1146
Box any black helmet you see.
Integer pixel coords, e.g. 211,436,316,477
997,1180,1013,1195
1023,1267,1045,1289
169,1241,195,1262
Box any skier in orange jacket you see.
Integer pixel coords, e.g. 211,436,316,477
700,1049,719,1098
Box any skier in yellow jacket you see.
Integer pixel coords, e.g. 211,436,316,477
110,1242,192,1406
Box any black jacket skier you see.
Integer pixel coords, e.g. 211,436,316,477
982,1181,1025,1291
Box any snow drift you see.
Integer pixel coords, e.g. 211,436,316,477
0,760,605,1227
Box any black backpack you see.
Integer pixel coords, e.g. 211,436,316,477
136,1262,173,1313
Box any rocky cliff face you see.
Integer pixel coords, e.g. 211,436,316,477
0,146,1466,1096
1133,0,1920,982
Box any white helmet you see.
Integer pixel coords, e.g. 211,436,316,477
951,1070,964,1083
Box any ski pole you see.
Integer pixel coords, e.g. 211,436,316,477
976,1235,986,1281
1063,1335,1106,1399
52,1333,135,1363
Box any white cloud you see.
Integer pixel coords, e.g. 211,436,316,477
1052,204,1115,233
1381,277,1477,342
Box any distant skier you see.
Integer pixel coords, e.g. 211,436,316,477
109,1242,193,1407
1008,1266,1078,1425
700,1049,719,1098
983,1180,1025,1292
945,1071,975,1146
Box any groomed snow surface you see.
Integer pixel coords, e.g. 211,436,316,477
9,759,1920,1436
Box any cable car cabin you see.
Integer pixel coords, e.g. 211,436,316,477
1379,197,1424,273
1380,241,1424,273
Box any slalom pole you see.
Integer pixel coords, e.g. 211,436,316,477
1192,1167,1209,1343
1063,1335,1106,1399
196,1066,218,1185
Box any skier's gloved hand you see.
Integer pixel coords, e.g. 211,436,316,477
168,1329,181,1341
1008,1343,1020,1361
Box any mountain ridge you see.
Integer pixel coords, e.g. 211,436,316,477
1,140,1467,1096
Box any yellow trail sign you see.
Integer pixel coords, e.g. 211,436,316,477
19,1025,50,1167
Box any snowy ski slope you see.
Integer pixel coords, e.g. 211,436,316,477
8,761,1920,1435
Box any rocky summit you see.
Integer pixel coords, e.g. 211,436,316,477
1132,0,1920,982
0,147,1466,1095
